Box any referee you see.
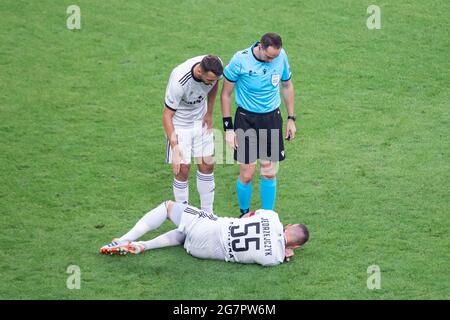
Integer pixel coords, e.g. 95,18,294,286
221,32,297,216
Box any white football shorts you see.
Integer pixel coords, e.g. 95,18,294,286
176,205,226,261
165,124,214,164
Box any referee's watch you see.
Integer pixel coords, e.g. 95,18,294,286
287,115,297,122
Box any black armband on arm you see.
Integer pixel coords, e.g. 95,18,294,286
223,117,233,130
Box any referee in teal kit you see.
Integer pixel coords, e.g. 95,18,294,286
221,32,297,216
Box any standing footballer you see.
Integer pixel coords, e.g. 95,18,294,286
163,55,223,213
221,33,296,216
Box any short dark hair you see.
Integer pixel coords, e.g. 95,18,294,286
200,55,223,77
260,32,283,49
299,224,309,245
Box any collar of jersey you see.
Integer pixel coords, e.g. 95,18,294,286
251,42,266,63
191,62,202,82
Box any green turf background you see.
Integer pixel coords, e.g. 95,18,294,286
0,0,449,299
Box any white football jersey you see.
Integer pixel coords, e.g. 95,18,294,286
164,56,217,128
219,210,286,266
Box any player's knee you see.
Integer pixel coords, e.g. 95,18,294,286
261,167,276,179
240,172,254,184
261,173,276,180
260,163,277,178
176,165,190,181
198,162,214,174
165,200,175,215
165,200,175,208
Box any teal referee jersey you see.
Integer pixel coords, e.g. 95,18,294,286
223,42,292,113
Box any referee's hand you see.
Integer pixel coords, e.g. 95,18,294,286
225,130,238,150
285,120,297,141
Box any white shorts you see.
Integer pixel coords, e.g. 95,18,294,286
165,125,214,164
176,205,226,261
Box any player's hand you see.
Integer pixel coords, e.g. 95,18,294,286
225,130,238,150
285,119,297,141
171,145,185,175
203,113,213,134
285,248,295,262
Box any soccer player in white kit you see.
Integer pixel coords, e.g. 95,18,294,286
100,201,309,267
163,55,223,214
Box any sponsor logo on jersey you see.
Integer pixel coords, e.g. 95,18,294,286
182,95,205,105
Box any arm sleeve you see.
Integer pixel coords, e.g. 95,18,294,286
223,53,242,82
281,50,292,81
164,73,184,111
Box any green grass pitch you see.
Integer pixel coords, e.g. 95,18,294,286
0,0,449,299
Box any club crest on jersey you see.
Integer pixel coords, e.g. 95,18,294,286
271,74,280,87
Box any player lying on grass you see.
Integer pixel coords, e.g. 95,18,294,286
99,201,309,266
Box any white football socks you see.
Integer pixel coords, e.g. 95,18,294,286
197,171,215,213
119,202,168,242
142,229,186,250
173,178,188,204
